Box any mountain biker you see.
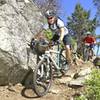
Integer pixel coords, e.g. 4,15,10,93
83,31,96,49
44,10,73,68
83,31,96,60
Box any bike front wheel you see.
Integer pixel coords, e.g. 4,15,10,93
33,58,53,97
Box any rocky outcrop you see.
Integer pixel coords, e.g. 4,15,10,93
93,57,100,68
0,0,44,85
68,67,92,88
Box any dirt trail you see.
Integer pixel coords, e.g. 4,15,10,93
0,79,80,100
0,61,94,100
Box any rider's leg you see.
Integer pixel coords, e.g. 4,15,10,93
65,45,73,64
63,34,73,65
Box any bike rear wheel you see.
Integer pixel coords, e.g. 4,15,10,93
83,47,94,61
88,49,94,60
33,58,53,97
83,48,89,61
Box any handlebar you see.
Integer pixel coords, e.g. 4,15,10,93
49,40,61,46
28,38,61,50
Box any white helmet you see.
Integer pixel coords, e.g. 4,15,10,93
45,10,56,18
86,31,91,35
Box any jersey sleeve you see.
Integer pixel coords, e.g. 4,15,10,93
57,19,65,28
92,37,96,42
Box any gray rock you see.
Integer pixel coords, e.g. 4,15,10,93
57,77,72,84
68,68,92,88
78,67,92,77
73,67,92,79
0,0,44,85
49,89,60,94
93,57,100,67
64,70,77,78
68,77,85,88
0,0,6,6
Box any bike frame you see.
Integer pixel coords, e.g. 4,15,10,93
32,43,68,97
83,44,94,61
39,44,64,71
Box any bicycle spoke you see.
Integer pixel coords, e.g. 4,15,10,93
33,58,52,97
36,80,49,89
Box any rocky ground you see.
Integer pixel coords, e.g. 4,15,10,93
0,61,94,100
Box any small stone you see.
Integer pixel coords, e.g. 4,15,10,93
78,68,92,76
57,77,72,84
68,77,85,88
49,89,60,94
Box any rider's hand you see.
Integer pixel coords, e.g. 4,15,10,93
56,40,60,44
85,43,90,46
94,41,96,45
49,41,54,46
57,39,63,45
30,38,36,49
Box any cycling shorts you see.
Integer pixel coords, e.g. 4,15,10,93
51,34,71,46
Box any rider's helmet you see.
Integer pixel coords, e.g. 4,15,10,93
86,31,91,35
45,10,56,18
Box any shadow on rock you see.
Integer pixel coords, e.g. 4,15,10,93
21,87,38,99
21,68,39,98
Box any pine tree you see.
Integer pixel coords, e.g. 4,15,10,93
67,3,97,56
93,0,100,24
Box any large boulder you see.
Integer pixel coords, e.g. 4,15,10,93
0,0,44,85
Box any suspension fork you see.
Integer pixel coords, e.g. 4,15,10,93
43,55,52,74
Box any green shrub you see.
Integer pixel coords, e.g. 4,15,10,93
85,69,100,100
44,29,53,40
75,95,87,100
75,69,100,100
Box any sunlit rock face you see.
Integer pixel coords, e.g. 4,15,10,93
0,0,43,85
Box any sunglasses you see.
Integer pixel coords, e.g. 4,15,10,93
47,17,53,20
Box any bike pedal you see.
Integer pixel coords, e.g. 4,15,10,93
61,70,67,75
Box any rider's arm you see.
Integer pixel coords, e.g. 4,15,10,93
83,37,87,43
92,36,96,44
57,19,65,42
59,27,64,41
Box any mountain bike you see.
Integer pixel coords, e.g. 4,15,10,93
31,40,69,97
83,43,94,61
